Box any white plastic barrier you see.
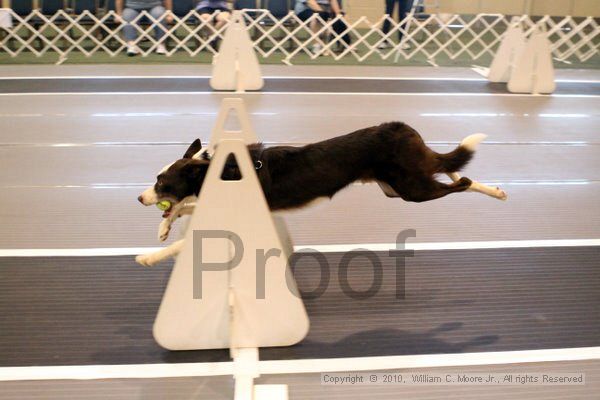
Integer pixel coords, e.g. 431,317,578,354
507,28,556,94
488,18,526,83
205,97,259,155
211,11,264,92
153,98,307,399
485,22,555,94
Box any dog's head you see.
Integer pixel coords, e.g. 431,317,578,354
137,139,210,216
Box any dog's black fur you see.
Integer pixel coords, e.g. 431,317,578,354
153,122,475,210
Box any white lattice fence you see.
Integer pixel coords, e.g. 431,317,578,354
0,9,598,63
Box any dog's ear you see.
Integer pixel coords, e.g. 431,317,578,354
183,139,202,159
185,160,209,179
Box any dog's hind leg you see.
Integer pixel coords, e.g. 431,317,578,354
447,172,507,200
377,181,401,197
387,177,473,202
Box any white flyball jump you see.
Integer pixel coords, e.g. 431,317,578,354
507,27,556,94
153,98,308,400
210,11,264,92
488,19,526,83
487,19,555,94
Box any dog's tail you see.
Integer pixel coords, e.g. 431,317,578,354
437,133,487,172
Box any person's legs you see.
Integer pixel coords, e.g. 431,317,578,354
297,9,320,45
397,0,409,41
122,7,140,43
306,11,330,36
297,8,330,54
297,8,319,35
382,0,396,36
198,11,212,47
214,10,230,30
378,0,398,48
311,12,331,53
317,11,330,20
149,6,167,42
197,9,222,51
296,8,313,22
199,12,212,24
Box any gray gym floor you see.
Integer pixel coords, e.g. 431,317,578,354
0,64,598,399
1,247,599,366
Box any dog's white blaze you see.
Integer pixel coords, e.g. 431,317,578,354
140,186,158,205
192,146,207,160
460,133,487,151
139,147,206,211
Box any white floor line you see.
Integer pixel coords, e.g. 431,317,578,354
0,361,234,381
0,75,486,81
0,346,598,382
0,92,597,98
0,75,597,83
1,239,598,258
0,247,164,257
258,347,600,375
0,76,202,80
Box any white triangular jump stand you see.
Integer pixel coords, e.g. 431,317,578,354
205,97,258,155
488,18,526,83
485,21,555,94
153,98,307,400
507,27,556,94
210,11,264,92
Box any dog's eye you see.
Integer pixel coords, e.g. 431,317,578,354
157,180,163,187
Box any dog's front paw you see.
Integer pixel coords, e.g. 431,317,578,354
136,253,158,267
158,220,171,242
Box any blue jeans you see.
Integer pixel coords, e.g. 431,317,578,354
122,6,167,42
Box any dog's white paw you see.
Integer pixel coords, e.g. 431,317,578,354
136,253,158,267
158,220,171,242
495,187,508,201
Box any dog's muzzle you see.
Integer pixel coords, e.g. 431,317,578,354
138,187,159,206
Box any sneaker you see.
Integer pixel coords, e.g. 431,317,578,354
400,42,411,50
377,40,391,49
126,43,139,57
311,44,322,55
156,44,167,55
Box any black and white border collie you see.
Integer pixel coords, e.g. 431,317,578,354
136,122,506,266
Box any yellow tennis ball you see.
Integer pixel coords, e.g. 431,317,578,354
156,200,171,212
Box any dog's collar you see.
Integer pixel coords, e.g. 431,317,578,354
201,149,263,170
254,147,264,170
